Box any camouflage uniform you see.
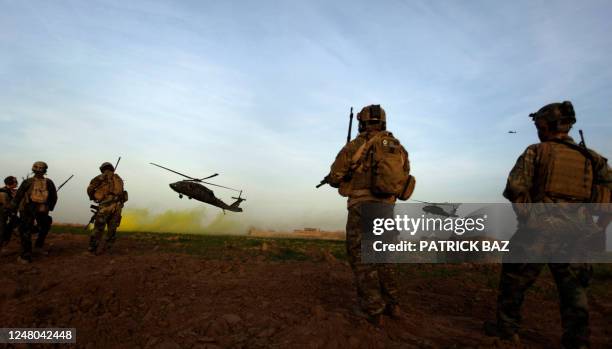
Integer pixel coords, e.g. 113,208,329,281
497,132,612,348
0,183,19,247
326,105,410,318
12,175,57,261
87,166,126,253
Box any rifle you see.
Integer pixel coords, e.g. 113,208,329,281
57,174,74,192
346,107,354,144
84,204,99,230
114,156,121,170
316,107,354,188
578,130,586,148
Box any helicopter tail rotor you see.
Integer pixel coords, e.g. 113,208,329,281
232,190,246,201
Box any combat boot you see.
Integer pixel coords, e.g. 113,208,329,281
33,246,49,256
483,320,520,344
101,242,113,255
351,306,385,327
384,304,403,320
17,256,31,264
88,236,99,255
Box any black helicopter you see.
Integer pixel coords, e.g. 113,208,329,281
412,199,460,217
150,163,246,213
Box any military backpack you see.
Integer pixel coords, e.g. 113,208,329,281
350,131,414,199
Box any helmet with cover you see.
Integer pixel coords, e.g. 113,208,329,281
32,161,48,174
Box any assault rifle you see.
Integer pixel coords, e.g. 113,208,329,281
578,129,586,148
57,174,75,192
83,195,125,230
84,204,99,230
316,107,353,188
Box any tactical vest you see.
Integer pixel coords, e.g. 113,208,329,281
29,178,49,204
534,141,593,202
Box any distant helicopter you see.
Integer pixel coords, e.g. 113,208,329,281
150,163,246,213
508,130,517,134
412,199,460,217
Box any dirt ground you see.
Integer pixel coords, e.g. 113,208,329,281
0,230,610,348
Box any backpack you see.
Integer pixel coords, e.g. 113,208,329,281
94,174,124,202
351,132,411,197
29,178,49,204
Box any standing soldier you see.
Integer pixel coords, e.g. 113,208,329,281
0,176,19,251
11,162,57,264
485,101,612,348
323,105,414,326
87,162,127,255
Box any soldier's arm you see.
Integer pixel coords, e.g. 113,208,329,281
503,145,537,203
0,192,8,208
11,179,31,210
594,156,612,190
594,156,612,230
47,180,58,211
326,144,353,188
402,146,410,175
86,176,102,200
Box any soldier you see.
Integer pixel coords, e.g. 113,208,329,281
485,101,612,348
0,176,19,250
11,162,58,263
324,104,413,326
87,162,127,255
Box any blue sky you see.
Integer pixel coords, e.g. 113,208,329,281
1,0,611,231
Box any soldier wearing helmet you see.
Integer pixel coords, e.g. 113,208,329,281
324,104,413,326
11,162,58,263
86,161,127,254
485,101,612,347
0,176,20,251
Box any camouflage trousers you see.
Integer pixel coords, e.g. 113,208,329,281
18,205,52,259
0,209,19,247
346,203,399,316
497,263,591,348
89,205,122,252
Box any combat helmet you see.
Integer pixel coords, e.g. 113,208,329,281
357,104,387,132
529,101,576,131
99,162,115,172
32,161,48,174
357,104,386,122
4,176,17,186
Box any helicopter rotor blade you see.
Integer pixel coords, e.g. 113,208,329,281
410,199,431,204
150,163,198,180
200,181,241,192
200,173,219,180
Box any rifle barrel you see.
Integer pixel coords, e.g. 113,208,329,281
57,174,75,192
578,130,586,147
346,107,353,144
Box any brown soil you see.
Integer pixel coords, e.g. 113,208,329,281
0,233,609,348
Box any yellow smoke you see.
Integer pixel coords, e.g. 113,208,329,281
118,207,244,234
